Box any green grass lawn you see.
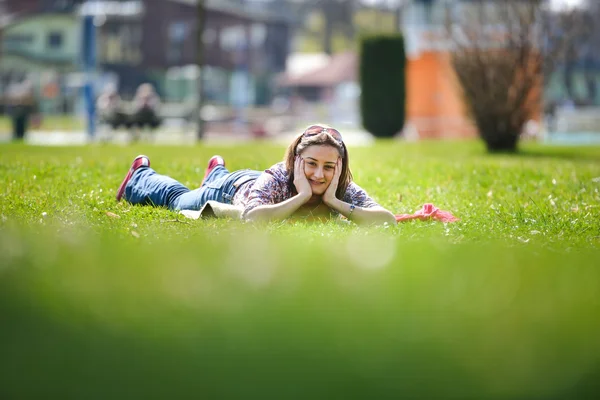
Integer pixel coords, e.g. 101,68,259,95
1,140,600,399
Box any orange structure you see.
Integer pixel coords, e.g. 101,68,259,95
405,50,477,139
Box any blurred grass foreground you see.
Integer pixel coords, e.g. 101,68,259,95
1,141,600,399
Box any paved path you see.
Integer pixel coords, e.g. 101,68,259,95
0,127,376,147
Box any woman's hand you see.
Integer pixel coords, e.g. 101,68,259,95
293,156,312,200
323,157,342,206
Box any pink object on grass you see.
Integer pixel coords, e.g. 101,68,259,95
395,203,459,223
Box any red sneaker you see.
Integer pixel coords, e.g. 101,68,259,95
201,155,225,185
116,155,150,201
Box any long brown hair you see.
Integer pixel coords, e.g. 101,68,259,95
283,125,353,200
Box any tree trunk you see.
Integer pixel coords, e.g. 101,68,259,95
585,64,597,105
196,0,206,140
342,0,355,47
322,0,334,55
395,3,404,32
563,62,575,100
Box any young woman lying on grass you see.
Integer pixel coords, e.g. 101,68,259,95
116,124,397,226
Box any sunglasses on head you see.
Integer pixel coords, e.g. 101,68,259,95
302,125,343,143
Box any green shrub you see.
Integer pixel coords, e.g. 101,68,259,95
359,34,406,138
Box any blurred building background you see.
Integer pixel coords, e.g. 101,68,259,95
276,0,600,139
1,0,598,141
0,0,290,117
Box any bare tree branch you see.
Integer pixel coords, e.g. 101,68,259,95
446,0,546,151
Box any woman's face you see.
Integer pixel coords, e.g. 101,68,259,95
300,145,340,195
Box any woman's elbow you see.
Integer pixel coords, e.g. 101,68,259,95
243,207,266,223
385,211,398,225
373,207,397,226
243,209,257,222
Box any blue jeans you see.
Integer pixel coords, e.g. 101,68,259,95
124,165,261,210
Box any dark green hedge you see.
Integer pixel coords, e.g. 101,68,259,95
359,34,406,138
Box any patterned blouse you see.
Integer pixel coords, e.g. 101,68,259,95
232,162,380,219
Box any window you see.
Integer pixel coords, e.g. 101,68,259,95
47,32,63,49
4,34,34,48
168,22,187,63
